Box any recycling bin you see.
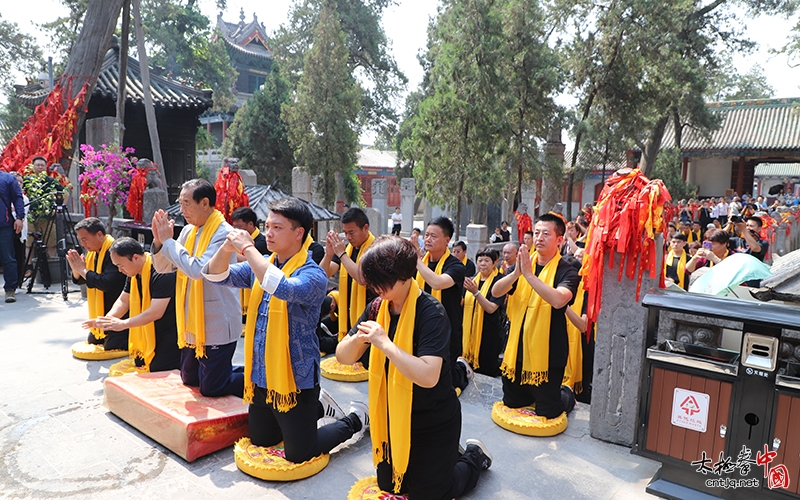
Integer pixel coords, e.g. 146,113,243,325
635,290,800,499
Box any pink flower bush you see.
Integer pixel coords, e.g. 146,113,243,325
78,143,135,213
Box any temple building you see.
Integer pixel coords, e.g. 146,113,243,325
200,9,274,147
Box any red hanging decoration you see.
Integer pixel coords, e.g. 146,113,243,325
126,162,155,222
214,158,249,222
0,79,90,172
514,209,533,243
579,168,672,326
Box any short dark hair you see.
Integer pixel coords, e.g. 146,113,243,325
268,197,313,242
537,213,566,236
453,241,467,252
746,216,763,228
74,217,106,235
671,232,687,241
181,178,216,206
411,227,421,235
231,206,258,225
32,155,46,164
427,216,454,240
524,230,534,237
109,237,145,259
341,207,369,228
475,248,499,262
704,228,730,245
360,236,418,293
501,220,508,225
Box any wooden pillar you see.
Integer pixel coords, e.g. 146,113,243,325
737,156,745,195
222,120,228,140
681,157,688,182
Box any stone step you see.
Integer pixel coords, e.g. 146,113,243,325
103,370,249,461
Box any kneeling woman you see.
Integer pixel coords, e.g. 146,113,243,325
337,236,491,499
462,248,506,377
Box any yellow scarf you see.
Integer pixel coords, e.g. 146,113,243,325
500,252,561,386
241,227,262,316
461,269,498,369
459,255,467,266
175,209,225,358
416,248,451,302
86,234,115,339
708,249,729,268
129,253,156,371
665,249,687,289
369,280,417,493
242,237,312,411
563,285,585,394
688,230,700,243
337,231,376,340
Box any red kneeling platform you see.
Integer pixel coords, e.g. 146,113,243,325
103,370,249,461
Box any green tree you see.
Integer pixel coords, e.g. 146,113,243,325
705,59,775,101
402,0,509,239
0,89,34,145
41,0,236,111
560,0,795,180
273,0,407,142
283,0,361,208
652,148,697,200
0,14,43,91
223,62,295,189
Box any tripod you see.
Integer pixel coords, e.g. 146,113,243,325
24,190,80,300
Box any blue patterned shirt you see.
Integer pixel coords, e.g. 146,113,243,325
203,251,327,390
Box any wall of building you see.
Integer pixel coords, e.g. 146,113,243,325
688,157,732,197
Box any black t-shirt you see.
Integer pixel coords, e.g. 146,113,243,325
354,293,459,428
253,232,269,255
730,236,769,262
473,274,506,336
123,266,180,371
124,266,178,336
309,241,325,264
333,245,378,329
422,254,466,360
499,229,511,242
509,258,579,369
665,252,688,290
463,258,476,279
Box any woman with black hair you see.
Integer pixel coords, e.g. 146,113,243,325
337,236,491,499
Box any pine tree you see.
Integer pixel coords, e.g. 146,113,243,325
283,0,361,208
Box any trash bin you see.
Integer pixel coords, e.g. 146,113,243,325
635,290,800,499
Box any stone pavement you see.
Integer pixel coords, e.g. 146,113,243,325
0,280,661,499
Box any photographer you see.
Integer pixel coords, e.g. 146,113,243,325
730,215,769,262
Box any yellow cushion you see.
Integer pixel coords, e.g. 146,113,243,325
234,437,329,481
320,357,369,382
348,476,409,500
71,341,128,361
108,358,148,377
491,401,568,437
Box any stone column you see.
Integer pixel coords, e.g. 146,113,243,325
788,215,797,253
292,167,312,202
776,222,787,257
364,208,382,238
465,224,488,262
310,175,330,239
371,178,388,235
590,235,663,446
400,178,415,237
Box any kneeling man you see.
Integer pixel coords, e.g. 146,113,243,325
83,237,181,372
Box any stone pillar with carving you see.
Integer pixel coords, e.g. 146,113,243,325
589,235,664,446
371,178,388,235
292,167,312,202
465,224,487,262
400,178,415,237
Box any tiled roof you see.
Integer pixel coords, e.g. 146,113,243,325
358,149,397,169
662,97,800,152
165,185,339,222
15,47,214,111
754,163,800,178
216,11,272,60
